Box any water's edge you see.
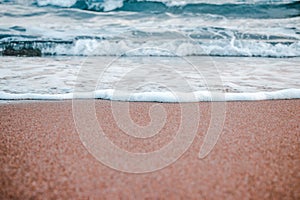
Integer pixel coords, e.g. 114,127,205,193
1,88,299,102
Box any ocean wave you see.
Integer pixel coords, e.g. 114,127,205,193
1,38,299,57
30,0,300,18
0,0,295,17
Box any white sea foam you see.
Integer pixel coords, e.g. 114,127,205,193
37,0,77,7
101,0,124,11
1,56,299,102
1,89,299,102
39,39,300,57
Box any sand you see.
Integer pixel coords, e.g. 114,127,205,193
0,100,299,199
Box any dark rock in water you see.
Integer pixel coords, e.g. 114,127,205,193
3,46,42,57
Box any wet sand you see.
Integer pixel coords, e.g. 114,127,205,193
0,100,299,199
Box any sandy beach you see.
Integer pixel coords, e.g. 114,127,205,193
0,100,299,199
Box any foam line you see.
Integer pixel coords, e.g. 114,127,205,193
1,89,299,102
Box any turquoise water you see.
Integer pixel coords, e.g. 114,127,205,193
1,0,299,57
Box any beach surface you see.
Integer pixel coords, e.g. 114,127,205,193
0,100,299,199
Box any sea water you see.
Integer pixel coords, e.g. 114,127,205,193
0,0,299,102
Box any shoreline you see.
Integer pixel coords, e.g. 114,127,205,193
1,100,299,199
1,88,300,102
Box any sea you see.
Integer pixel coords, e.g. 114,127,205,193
0,0,299,102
